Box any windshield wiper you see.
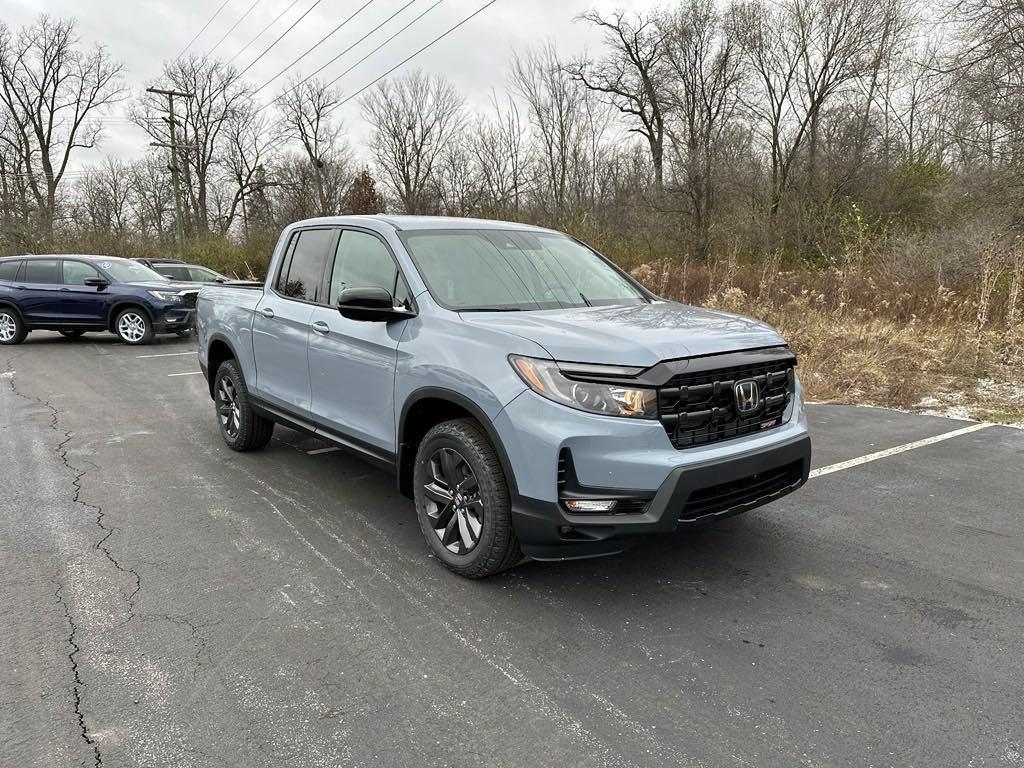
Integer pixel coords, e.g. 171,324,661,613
458,306,526,312
578,291,592,307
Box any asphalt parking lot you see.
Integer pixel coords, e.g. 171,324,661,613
2,332,1022,768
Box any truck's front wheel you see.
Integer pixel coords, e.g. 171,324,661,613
214,360,274,451
413,419,523,578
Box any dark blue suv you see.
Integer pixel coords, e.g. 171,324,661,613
0,255,201,346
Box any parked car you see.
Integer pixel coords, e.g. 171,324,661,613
156,263,229,283
196,216,811,578
0,255,201,345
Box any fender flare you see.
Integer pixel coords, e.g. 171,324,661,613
204,332,243,398
398,386,519,498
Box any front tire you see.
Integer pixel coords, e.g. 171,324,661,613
115,308,154,345
413,419,523,578
0,309,27,345
214,359,274,451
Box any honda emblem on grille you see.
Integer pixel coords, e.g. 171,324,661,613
733,379,761,415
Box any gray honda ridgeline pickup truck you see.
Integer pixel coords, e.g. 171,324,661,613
196,216,811,578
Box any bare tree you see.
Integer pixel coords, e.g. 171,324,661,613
569,10,670,192
662,0,743,256
278,77,353,217
512,43,615,220
728,0,885,219
361,70,465,215
221,105,278,235
0,16,124,233
473,92,531,218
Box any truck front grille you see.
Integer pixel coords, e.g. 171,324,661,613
657,355,795,449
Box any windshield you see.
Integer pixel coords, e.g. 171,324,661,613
100,260,166,283
399,229,648,311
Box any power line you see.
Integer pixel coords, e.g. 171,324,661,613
207,0,266,59
226,0,305,65
237,0,327,79
262,0,421,110
326,0,499,112
251,0,379,97
177,0,233,59
318,0,447,95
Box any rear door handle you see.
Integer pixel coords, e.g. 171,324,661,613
259,307,275,319
59,287,70,292
311,320,330,336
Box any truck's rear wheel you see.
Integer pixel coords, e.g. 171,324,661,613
413,419,523,578
214,359,274,451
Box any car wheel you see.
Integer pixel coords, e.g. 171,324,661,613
59,329,86,338
115,309,154,345
0,308,27,345
214,359,274,451
413,419,523,579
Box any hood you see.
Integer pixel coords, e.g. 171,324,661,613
459,301,786,367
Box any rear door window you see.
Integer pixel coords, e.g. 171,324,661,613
23,259,60,284
0,260,22,282
62,260,102,285
275,228,335,303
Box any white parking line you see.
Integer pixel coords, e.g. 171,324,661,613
137,351,195,359
809,422,991,479
307,446,341,455
167,371,203,377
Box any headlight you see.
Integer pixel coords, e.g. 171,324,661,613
147,290,182,302
509,355,657,419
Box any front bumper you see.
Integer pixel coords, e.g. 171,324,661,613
493,384,811,560
153,306,194,332
511,433,810,560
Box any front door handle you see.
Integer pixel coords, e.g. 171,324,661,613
311,320,330,336
259,307,275,319
59,287,70,292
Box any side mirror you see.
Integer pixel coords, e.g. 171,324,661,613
214,277,228,283
83,277,109,289
337,287,414,322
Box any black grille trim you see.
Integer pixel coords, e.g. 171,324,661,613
680,460,804,521
657,353,795,450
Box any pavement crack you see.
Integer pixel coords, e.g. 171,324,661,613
54,581,103,768
6,361,142,623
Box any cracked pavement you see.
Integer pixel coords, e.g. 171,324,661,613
1,332,1023,767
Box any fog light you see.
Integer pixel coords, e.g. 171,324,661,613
563,499,618,513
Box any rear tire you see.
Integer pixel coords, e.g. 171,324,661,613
413,419,523,578
114,308,154,345
0,308,27,345
214,359,274,451
59,329,85,338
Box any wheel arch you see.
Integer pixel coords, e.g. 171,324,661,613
398,387,518,500
0,300,24,321
206,333,241,400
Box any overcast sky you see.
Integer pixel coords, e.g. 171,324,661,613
1,0,659,169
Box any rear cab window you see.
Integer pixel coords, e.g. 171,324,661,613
274,228,336,303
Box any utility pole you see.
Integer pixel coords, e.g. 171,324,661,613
146,87,193,257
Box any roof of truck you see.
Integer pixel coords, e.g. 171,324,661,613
288,215,557,233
